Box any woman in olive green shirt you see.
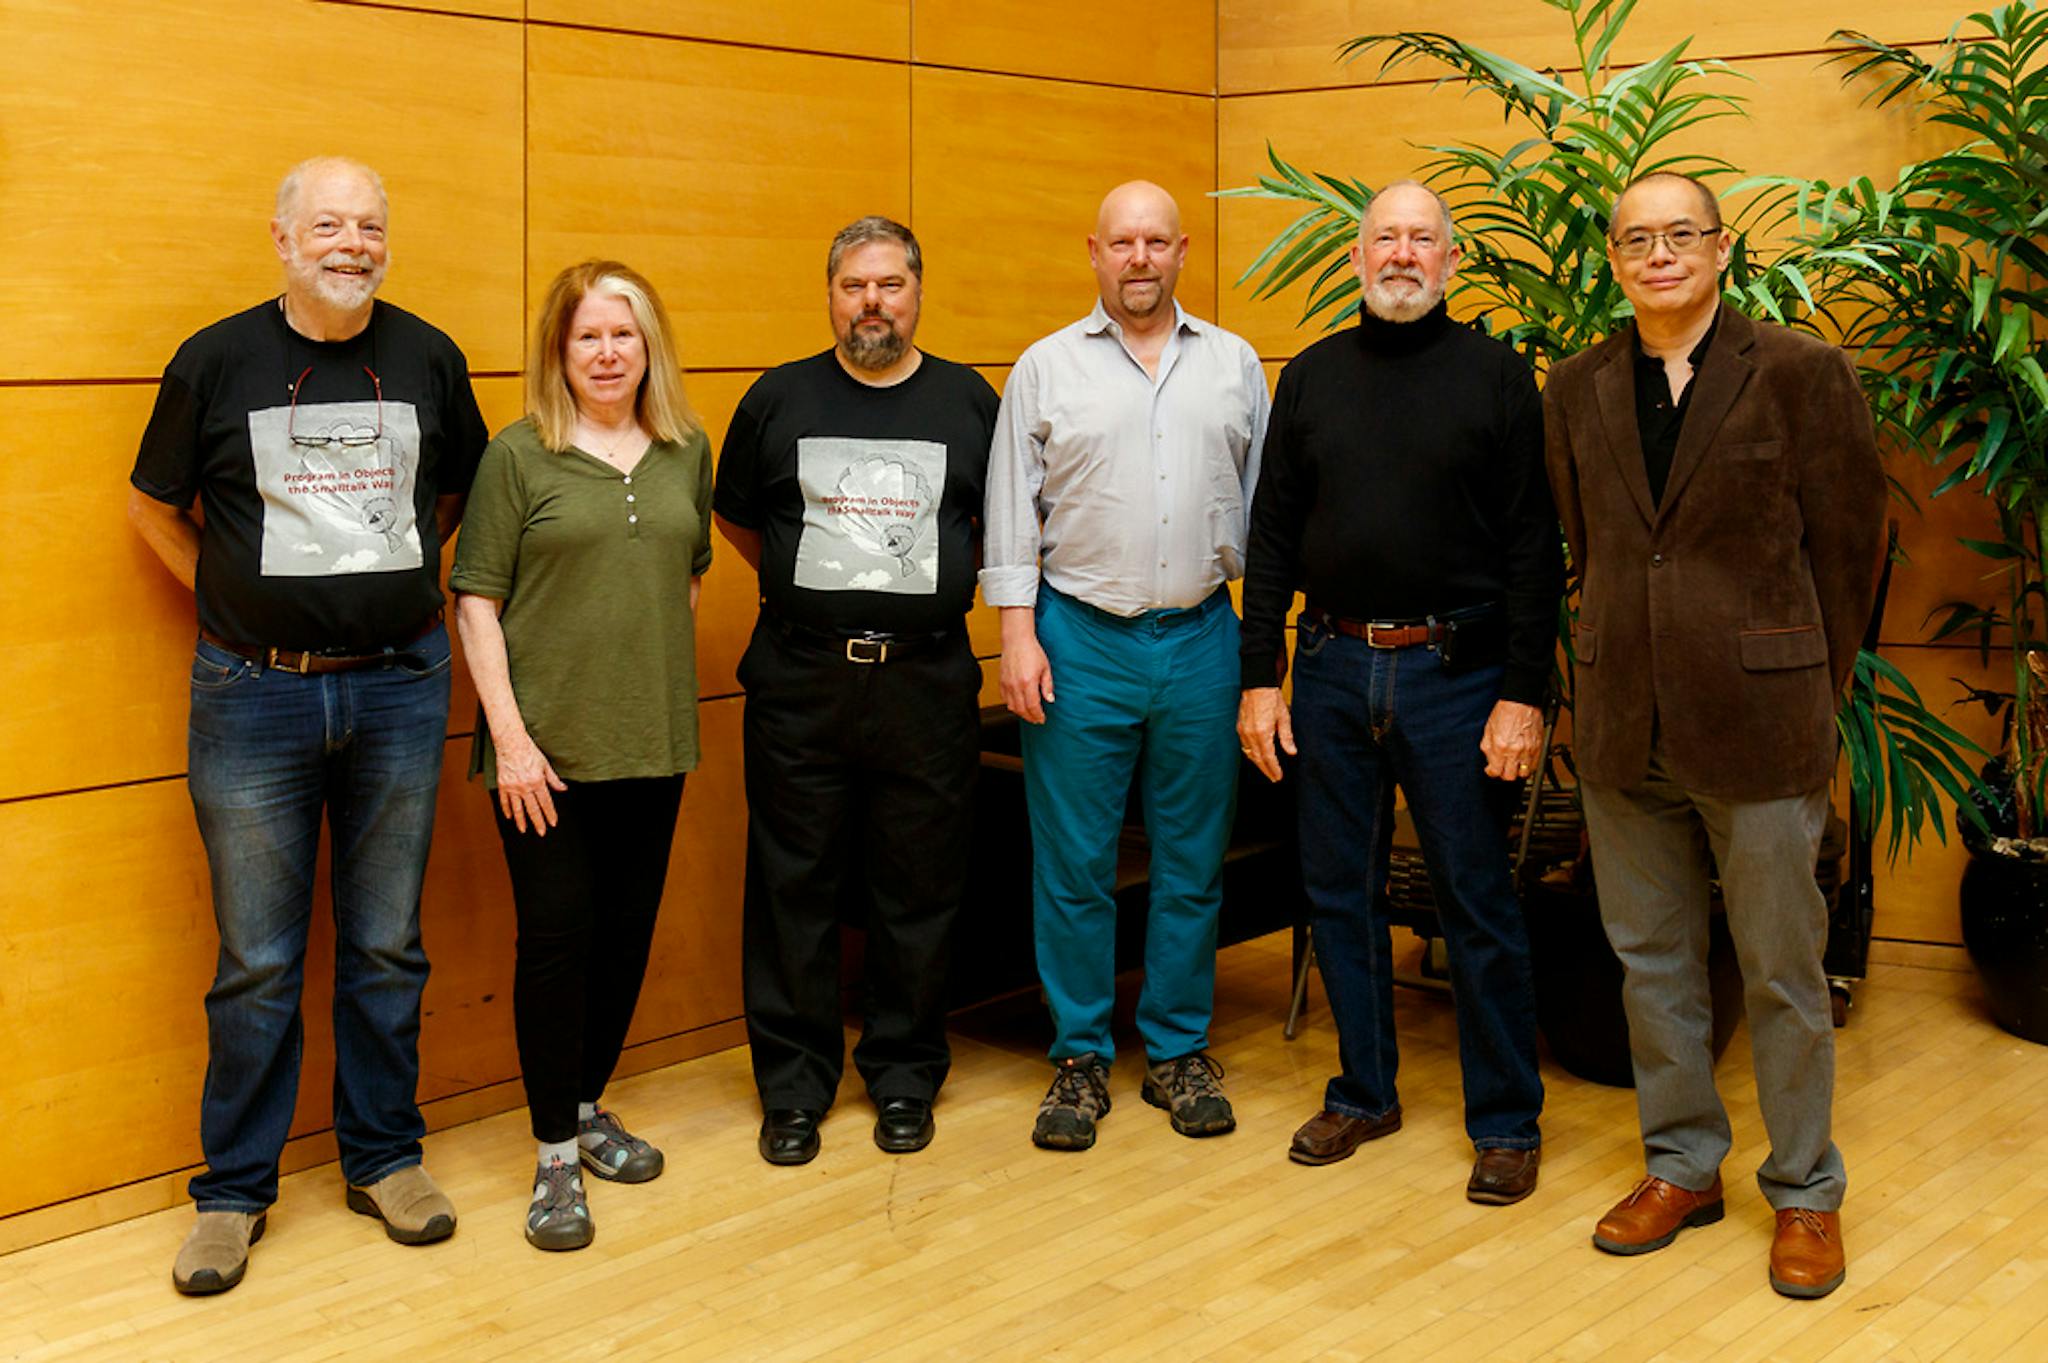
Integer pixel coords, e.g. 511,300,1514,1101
451,260,711,1252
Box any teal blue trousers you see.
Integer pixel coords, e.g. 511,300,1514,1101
1021,587,1242,1064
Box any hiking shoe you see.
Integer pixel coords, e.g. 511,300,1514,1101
345,1162,456,1245
1142,1050,1236,1137
578,1107,664,1183
1032,1053,1111,1151
172,1211,265,1296
525,1157,593,1251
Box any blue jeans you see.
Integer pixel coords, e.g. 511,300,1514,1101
1291,621,1543,1149
1022,587,1240,1065
184,625,452,1211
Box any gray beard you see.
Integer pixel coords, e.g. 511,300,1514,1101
288,247,384,311
1364,275,1442,323
842,324,909,371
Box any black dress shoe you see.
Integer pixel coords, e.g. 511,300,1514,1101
873,1097,935,1154
758,1108,823,1166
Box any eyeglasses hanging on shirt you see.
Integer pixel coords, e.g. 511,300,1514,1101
286,363,384,450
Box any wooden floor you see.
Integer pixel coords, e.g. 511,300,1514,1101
5,933,2048,1362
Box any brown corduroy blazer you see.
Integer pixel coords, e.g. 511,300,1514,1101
1542,306,1888,802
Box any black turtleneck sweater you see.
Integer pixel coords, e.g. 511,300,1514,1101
1239,302,1562,705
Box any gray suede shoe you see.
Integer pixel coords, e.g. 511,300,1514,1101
172,1210,266,1296
345,1163,457,1244
525,1158,593,1251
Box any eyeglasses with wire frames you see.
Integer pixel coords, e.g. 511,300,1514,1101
1608,223,1724,260
286,364,383,449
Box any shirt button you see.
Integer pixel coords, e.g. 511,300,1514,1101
629,514,639,524
1161,515,1169,524
622,475,632,485
1651,552,1665,567
627,494,636,503
1159,559,1168,567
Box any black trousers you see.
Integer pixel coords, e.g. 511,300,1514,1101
739,618,981,1109
493,774,686,1142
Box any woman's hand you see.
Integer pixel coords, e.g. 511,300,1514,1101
496,731,568,835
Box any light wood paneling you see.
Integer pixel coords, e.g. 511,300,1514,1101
0,0,524,380
319,0,523,18
914,0,1215,94
912,69,1219,365
526,27,911,374
0,694,745,1220
0,377,518,802
1218,51,1951,359
527,0,909,61
1219,0,1971,96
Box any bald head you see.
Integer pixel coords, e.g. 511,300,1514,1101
1362,180,1454,241
275,156,387,229
1089,180,1189,329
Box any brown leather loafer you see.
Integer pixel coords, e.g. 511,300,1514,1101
1769,1208,1845,1298
1288,1106,1402,1165
1591,1174,1724,1254
1467,1145,1540,1205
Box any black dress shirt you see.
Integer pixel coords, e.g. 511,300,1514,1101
1632,312,1719,506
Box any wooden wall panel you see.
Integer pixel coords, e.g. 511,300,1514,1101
0,377,517,803
0,0,524,381
1219,0,1970,96
320,0,522,17
1218,52,1951,359
912,69,1218,366
527,0,909,61
526,28,911,374
914,0,1215,94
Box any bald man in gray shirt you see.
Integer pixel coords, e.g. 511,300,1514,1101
983,180,1269,1152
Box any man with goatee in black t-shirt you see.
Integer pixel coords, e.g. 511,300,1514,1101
1238,180,1562,1204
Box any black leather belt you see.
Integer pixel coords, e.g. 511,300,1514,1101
200,611,442,675
767,615,956,665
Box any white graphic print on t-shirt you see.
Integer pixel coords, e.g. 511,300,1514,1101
793,436,944,595
247,400,423,576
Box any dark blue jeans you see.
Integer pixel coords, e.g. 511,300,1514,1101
1291,621,1543,1150
184,625,452,1211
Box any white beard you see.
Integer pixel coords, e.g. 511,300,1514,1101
1364,271,1443,323
287,243,385,311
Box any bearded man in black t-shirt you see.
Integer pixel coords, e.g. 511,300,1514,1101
128,157,487,1296
714,217,998,1167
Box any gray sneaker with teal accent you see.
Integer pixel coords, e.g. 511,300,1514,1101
525,1158,593,1251
578,1107,664,1183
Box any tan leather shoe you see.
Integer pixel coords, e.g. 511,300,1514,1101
345,1163,456,1245
1287,1106,1402,1165
172,1210,266,1295
1591,1174,1724,1254
1467,1145,1540,1205
1769,1208,1846,1298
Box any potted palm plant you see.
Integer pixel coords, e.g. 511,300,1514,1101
1762,1,2048,1040
1222,0,1991,1076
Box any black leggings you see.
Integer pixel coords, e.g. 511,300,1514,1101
493,774,686,1143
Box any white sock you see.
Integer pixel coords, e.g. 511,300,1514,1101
576,1102,606,1150
537,1138,577,1170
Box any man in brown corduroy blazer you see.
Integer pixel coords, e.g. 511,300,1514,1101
1542,172,1886,1301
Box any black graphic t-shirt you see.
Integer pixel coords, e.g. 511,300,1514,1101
131,299,488,650
714,350,998,635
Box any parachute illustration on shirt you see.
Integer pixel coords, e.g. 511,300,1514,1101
291,417,415,554
793,436,945,596
248,398,425,577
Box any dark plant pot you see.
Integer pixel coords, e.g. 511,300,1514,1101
1959,846,2048,1045
1525,876,1744,1088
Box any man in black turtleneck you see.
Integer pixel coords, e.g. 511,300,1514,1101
1238,181,1562,1204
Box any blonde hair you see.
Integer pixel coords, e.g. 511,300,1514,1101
528,260,699,452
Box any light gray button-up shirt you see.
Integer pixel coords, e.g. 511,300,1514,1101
980,299,1270,616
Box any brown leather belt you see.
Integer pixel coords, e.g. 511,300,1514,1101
1306,608,1448,649
200,611,442,675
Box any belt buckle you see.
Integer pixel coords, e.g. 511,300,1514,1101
266,646,311,675
845,637,888,664
1364,622,1399,649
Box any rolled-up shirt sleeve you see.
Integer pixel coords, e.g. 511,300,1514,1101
979,349,1048,608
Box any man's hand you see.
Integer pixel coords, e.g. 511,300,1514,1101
1480,699,1545,782
1237,687,1295,784
998,605,1055,724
